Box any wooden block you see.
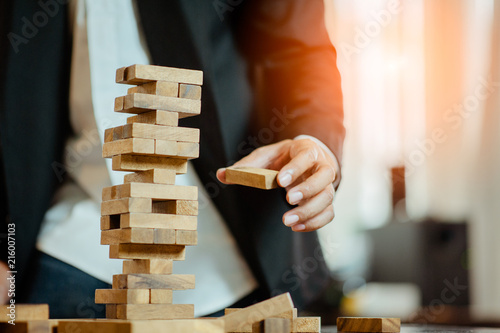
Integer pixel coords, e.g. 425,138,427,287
225,309,297,333
109,244,186,260
127,110,179,127
155,140,199,159
114,96,125,111
104,128,114,143
122,122,200,143
150,289,173,304
225,167,279,190
223,293,294,333
121,64,203,85
112,154,188,173
124,169,176,185
100,215,120,230
0,304,49,322
100,228,154,245
116,304,194,320
252,318,291,333
106,304,117,319
154,229,176,244
113,274,195,290
161,200,199,216
0,320,58,333
179,84,202,100
118,93,201,118
115,183,197,201
337,318,400,333
175,230,197,245
102,138,155,158
95,289,149,304
121,213,197,230
59,318,224,333
101,197,152,215
102,186,114,201
127,81,179,97
116,66,127,83
293,317,321,333
122,259,173,275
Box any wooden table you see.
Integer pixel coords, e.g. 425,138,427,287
322,325,500,333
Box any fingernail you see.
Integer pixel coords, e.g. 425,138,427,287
292,224,306,231
288,191,303,205
279,173,292,187
284,214,299,226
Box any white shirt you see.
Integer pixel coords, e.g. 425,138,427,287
36,0,257,317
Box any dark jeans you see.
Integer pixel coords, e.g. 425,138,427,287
19,251,268,318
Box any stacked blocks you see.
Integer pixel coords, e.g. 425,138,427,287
96,64,202,320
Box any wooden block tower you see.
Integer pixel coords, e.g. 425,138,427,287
96,64,202,320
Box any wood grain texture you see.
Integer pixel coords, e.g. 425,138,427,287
101,197,152,215
179,84,202,100
121,213,197,230
116,66,127,83
252,318,291,333
225,167,279,190
113,274,195,290
102,138,155,158
100,228,154,245
149,289,173,304
0,304,49,322
156,140,199,159
293,317,321,333
122,122,200,143
118,93,201,118
109,244,186,260
224,309,297,333
112,154,188,173
222,293,294,333
337,317,401,333
95,289,149,304
124,169,176,185
120,64,203,85
114,183,197,201
59,318,224,333
127,110,179,127
116,304,194,320
127,81,179,97
122,259,173,275
153,228,176,244
175,230,198,245
106,304,117,319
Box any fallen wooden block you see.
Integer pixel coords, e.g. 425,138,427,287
127,81,179,97
114,183,198,201
100,228,155,245
109,244,186,260
124,169,176,185
252,318,291,333
224,308,297,333
95,289,150,304
102,138,155,158
0,304,49,322
293,317,321,333
116,303,194,320
222,293,294,333
59,318,224,333
225,167,279,190
117,64,203,86
127,110,179,127
101,197,152,215
121,213,197,230
122,259,173,275
112,154,188,173
113,274,195,290
122,122,200,143
117,93,201,118
337,317,400,332
179,83,202,100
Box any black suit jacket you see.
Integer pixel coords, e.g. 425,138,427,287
0,0,344,309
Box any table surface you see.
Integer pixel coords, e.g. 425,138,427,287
322,325,500,333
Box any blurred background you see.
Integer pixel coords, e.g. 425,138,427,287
316,0,500,326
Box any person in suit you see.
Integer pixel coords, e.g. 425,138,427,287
0,0,344,318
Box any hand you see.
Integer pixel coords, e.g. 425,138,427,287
217,138,337,232
0,261,10,304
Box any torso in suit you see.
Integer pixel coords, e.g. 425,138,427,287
0,0,344,309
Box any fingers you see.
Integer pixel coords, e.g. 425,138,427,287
291,204,335,232
283,185,335,229
277,144,320,187
286,164,335,204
